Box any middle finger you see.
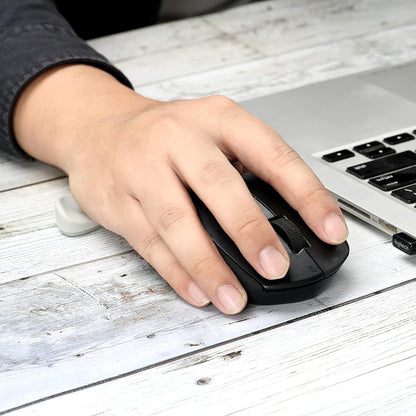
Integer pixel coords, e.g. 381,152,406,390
171,141,290,281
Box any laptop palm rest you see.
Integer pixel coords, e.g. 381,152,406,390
241,75,416,159
358,61,416,106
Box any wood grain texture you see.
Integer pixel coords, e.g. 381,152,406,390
88,16,222,63
1,214,415,411
136,23,416,102
115,34,263,87
0,178,131,284
0,250,324,411
206,0,416,55
9,279,416,416
0,154,64,192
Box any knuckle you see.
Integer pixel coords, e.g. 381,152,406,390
200,159,238,190
140,231,163,261
233,214,264,237
269,142,301,171
205,95,239,125
302,184,330,206
157,206,187,234
163,260,183,284
191,255,218,278
206,94,236,111
147,113,181,138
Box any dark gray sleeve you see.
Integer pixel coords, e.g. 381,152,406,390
0,0,133,158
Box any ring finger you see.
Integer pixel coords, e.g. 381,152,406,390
134,168,248,314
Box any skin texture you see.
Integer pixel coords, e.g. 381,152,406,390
13,64,348,314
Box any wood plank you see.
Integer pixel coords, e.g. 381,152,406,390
136,23,416,102
89,0,416,65
0,178,68,228
0,227,131,284
0,213,415,412
205,0,416,56
115,34,263,88
0,178,131,284
8,277,416,415
0,252,324,412
88,16,222,63
0,154,64,192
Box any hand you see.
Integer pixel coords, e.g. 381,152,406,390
13,65,348,314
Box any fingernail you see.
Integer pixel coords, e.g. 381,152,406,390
324,213,348,244
188,281,210,306
217,285,246,314
259,246,289,279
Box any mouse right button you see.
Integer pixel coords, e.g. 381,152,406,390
284,247,323,285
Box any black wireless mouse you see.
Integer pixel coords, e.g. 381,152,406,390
192,175,349,304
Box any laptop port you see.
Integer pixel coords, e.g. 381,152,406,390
337,198,371,220
378,218,397,235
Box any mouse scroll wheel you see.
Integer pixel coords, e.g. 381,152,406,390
269,217,309,254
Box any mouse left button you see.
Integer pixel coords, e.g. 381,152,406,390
55,194,100,236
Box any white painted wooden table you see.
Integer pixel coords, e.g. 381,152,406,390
1,1,416,414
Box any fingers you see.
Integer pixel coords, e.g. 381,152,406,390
171,141,289,280
132,168,248,315
214,98,349,245
105,195,211,309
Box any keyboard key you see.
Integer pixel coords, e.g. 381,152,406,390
353,141,385,155
346,150,416,179
368,166,416,191
392,184,416,204
365,147,396,159
384,132,414,145
322,149,355,163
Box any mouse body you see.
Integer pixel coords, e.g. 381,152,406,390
192,175,349,304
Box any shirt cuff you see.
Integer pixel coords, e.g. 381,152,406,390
0,23,133,158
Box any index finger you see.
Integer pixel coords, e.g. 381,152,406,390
217,98,348,245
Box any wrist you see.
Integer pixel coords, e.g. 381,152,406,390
13,64,156,172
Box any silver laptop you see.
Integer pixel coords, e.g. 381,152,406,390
241,61,416,255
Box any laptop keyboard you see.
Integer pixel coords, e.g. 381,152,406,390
320,129,416,208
